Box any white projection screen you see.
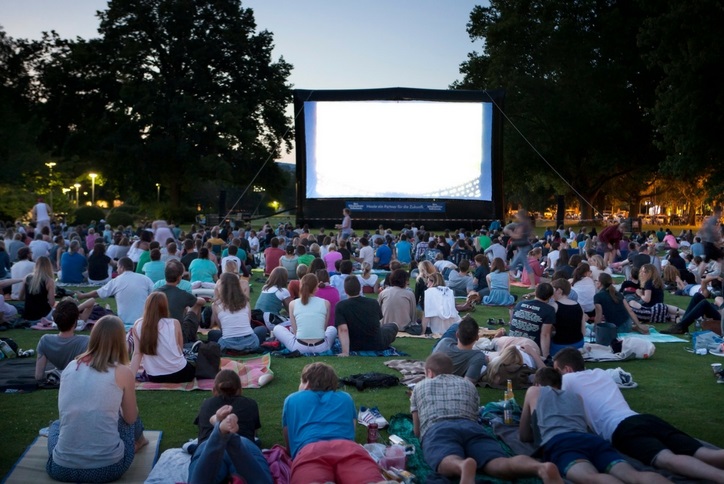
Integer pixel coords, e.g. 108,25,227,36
293,88,504,228
304,100,492,201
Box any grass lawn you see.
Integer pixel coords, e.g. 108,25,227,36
1,274,722,479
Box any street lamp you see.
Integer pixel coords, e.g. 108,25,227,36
156,183,160,203
45,162,56,208
89,173,97,205
74,183,81,207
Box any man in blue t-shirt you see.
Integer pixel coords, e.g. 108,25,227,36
395,233,412,265
373,237,392,270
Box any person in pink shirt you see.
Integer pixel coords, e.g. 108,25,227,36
323,243,343,274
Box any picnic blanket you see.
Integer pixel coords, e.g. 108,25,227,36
273,345,409,357
0,357,39,393
135,355,273,391
384,359,425,387
2,430,162,484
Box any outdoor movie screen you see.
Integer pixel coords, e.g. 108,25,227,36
302,99,494,201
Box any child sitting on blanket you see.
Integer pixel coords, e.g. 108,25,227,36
188,370,271,484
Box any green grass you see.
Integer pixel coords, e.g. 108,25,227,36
1,277,723,479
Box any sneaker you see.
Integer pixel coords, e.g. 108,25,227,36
182,438,198,454
76,320,87,331
717,376,724,384
358,406,388,428
660,324,686,335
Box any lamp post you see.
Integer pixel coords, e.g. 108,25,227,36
74,183,81,207
45,162,56,208
156,183,160,203
89,173,97,205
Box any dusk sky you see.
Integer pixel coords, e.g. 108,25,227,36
1,0,488,161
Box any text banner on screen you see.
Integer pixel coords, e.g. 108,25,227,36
346,201,446,213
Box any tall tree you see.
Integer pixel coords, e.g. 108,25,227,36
454,0,663,218
36,0,293,209
638,0,724,200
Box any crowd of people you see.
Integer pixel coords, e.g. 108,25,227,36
1,203,722,483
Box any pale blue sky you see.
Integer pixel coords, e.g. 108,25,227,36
1,0,487,159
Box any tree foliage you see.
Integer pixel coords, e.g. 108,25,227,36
31,0,294,208
454,0,664,217
638,0,724,197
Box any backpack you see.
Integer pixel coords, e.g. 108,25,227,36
339,372,400,391
194,341,221,379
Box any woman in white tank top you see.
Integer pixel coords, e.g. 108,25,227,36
130,292,196,383
272,274,337,354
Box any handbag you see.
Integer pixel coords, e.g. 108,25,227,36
195,341,221,379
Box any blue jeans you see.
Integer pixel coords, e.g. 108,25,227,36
208,327,268,350
509,244,533,276
188,423,272,484
47,416,143,483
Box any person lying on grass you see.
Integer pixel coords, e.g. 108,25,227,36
411,352,563,484
555,347,724,482
520,367,670,484
283,362,385,483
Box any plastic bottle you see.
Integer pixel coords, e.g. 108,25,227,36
0,340,16,359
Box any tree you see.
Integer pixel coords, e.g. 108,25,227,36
454,0,663,219
638,0,724,199
0,29,44,186
35,0,293,209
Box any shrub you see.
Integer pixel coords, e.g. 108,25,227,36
106,211,135,228
72,206,106,226
113,204,140,215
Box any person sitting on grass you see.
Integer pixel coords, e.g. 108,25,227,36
283,362,385,483
446,259,475,297
520,367,670,484
188,370,271,484
335,275,398,357
208,273,268,353
594,273,649,334
46,315,147,483
411,353,562,484
130,292,196,383
554,347,724,482
76,257,155,329
254,266,292,317
154,260,205,344
272,274,337,355
35,300,90,382
482,257,517,307
20,256,56,323
378,268,417,331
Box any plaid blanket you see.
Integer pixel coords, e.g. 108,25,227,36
135,355,273,391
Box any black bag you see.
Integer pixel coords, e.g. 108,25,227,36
195,341,221,379
55,286,74,299
340,372,400,391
